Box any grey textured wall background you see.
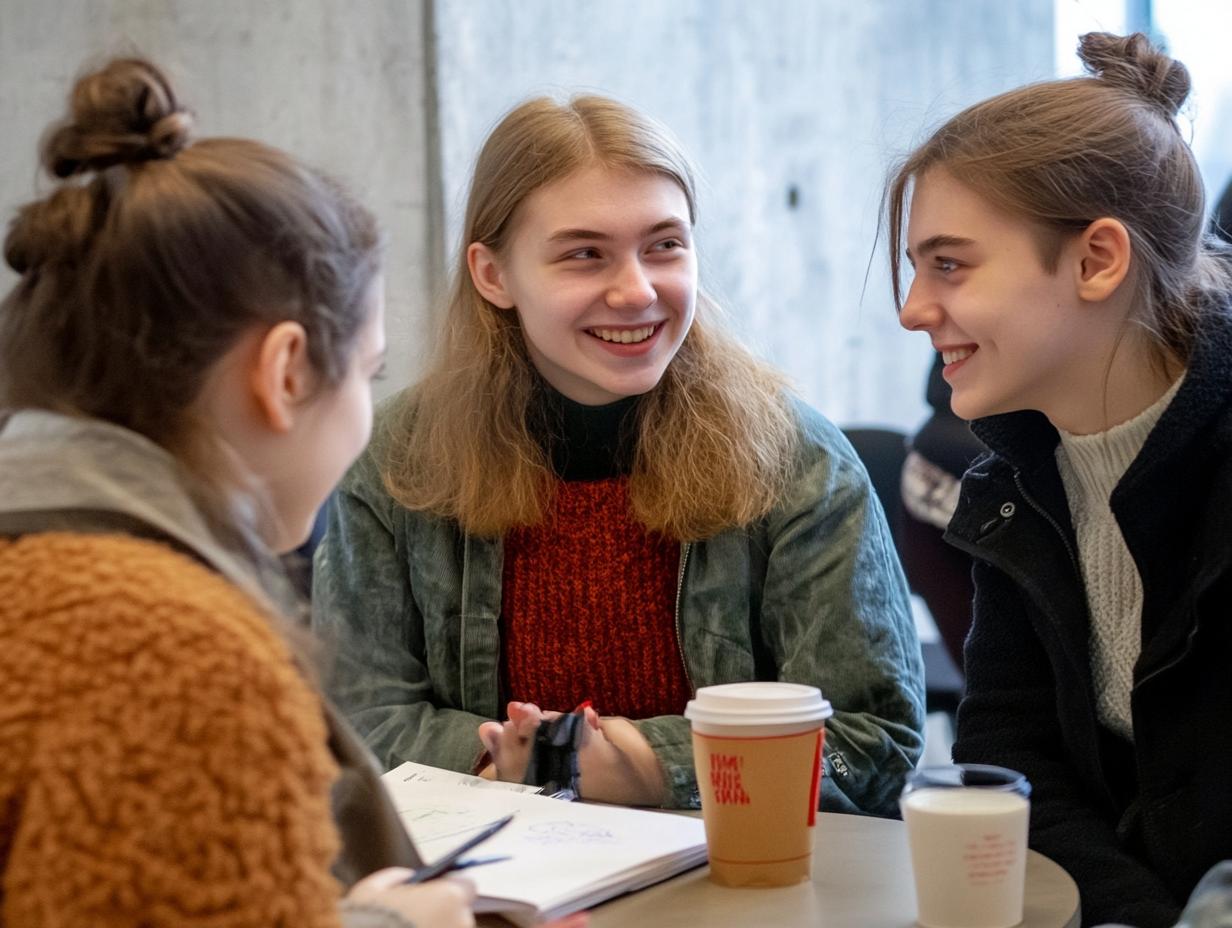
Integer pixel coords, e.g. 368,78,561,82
433,0,1055,429
0,0,435,390
1,0,1054,430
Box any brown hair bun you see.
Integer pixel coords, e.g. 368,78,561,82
42,58,194,178
1078,31,1191,117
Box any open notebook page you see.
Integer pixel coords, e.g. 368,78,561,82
382,761,708,925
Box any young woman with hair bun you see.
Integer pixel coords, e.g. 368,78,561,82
889,32,1232,927
0,58,478,928
313,94,925,814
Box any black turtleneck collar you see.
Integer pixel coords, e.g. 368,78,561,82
531,380,640,481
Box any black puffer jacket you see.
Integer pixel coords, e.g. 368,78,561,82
947,299,1232,928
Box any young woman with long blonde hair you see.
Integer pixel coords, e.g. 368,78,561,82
314,94,924,812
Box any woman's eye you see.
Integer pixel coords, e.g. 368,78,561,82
653,238,685,252
566,247,600,260
936,258,960,274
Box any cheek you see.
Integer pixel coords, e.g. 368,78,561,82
347,382,374,453
658,268,697,318
320,377,374,473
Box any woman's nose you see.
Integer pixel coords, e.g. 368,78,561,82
899,280,942,332
606,260,656,310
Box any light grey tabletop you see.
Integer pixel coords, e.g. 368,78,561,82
584,811,1080,928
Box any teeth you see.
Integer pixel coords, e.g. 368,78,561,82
942,348,974,365
590,325,656,344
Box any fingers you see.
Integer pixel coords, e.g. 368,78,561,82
477,711,536,782
506,700,546,733
441,873,479,903
347,873,477,928
477,720,503,756
348,866,416,896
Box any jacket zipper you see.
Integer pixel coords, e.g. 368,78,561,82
674,542,694,693
1013,470,1080,573
1136,623,1201,689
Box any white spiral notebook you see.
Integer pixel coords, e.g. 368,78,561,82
381,761,708,925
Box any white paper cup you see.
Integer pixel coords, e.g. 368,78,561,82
685,682,833,887
900,764,1031,928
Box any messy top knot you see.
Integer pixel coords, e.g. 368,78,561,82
886,31,1228,374
1,54,381,536
41,57,194,177
1079,31,1191,118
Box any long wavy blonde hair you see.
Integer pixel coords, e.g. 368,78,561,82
386,95,799,541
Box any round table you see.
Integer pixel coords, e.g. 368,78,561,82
584,811,1080,928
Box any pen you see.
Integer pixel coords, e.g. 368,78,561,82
448,853,512,871
403,814,515,885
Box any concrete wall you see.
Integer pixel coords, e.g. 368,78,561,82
1,0,1054,429
0,0,435,391
432,0,1055,431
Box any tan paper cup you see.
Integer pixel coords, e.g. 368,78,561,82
685,682,833,887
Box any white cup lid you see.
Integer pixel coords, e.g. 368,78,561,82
684,682,833,728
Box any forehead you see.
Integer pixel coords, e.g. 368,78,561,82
909,170,987,233
907,168,1031,249
513,164,690,236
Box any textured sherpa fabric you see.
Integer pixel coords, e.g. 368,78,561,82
0,531,343,926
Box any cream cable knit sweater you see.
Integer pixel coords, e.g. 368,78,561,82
1055,376,1184,740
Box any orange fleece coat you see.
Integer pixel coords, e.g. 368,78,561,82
0,531,343,927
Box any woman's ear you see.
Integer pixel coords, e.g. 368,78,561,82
467,242,516,309
1074,217,1132,303
250,321,312,433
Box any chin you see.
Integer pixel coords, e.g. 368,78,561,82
272,518,315,556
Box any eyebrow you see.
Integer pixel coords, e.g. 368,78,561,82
905,234,976,263
545,217,690,245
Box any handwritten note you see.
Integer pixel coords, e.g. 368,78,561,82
381,761,707,926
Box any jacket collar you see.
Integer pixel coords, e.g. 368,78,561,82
956,299,1232,680
0,410,300,618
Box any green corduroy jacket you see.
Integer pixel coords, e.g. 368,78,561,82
312,395,925,814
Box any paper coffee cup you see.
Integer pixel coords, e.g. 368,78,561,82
900,765,1031,928
685,682,833,887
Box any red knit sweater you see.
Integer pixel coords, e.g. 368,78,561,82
501,477,691,719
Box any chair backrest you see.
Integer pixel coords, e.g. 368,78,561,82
841,427,908,544
841,425,964,715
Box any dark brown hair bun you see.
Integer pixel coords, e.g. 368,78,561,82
41,57,194,178
1078,31,1191,117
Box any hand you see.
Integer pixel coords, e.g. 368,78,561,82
575,715,666,807
346,867,476,928
477,703,665,805
477,700,546,782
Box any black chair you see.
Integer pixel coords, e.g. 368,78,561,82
841,427,965,716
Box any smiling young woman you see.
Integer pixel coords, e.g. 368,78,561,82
887,32,1232,928
313,93,925,816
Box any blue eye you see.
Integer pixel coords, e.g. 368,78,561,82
652,238,686,254
936,258,959,274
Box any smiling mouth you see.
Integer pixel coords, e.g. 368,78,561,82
941,347,975,365
586,323,661,345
